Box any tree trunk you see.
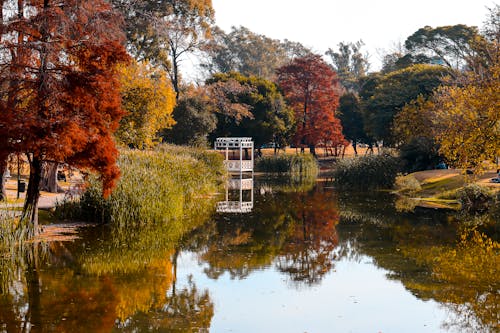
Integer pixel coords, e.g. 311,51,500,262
0,156,7,201
309,145,316,157
26,245,42,331
40,161,62,193
21,155,43,236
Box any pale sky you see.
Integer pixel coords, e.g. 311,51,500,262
211,0,497,70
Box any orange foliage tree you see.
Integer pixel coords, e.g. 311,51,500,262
0,0,129,232
277,54,344,155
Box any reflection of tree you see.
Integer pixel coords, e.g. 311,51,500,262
401,228,499,333
276,189,339,286
336,196,499,333
0,220,215,331
123,276,213,332
187,184,340,286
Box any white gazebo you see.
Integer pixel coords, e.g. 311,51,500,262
214,137,254,174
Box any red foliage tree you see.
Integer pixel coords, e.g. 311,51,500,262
276,54,344,155
0,0,129,232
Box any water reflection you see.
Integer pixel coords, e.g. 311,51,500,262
191,184,340,286
334,190,499,333
216,174,254,213
0,178,498,332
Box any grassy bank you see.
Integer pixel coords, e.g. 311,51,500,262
394,170,500,212
56,145,225,230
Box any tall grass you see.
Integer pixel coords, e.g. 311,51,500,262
255,154,319,176
55,145,225,229
332,154,402,189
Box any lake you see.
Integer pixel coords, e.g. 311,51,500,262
0,176,498,332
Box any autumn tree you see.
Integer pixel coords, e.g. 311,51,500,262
113,0,214,100
116,61,176,148
432,65,500,173
0,0,129,232
277,54,343,155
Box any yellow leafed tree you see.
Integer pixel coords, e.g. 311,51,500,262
117,61,176,148
433,64,500,173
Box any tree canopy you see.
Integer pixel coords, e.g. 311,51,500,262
163,86,217,146
404,24,481,71
277,54,344,154
325,40,369,92
113,0,215,99
207,72,295,148
201,26,311,80
117,61,176,148
0,0,129,229
362,64,450,145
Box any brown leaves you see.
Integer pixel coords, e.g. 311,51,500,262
1,0,129,195
277,54,344,147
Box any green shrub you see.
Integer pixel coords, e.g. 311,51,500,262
332,154,402,189
255,154,319,176
456,184,494,212
55,145,225,228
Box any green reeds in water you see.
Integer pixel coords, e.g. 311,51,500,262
332,154,402,189
56,145,226,229
255,154,319,176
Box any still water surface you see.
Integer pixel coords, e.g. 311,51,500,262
0,177,498,332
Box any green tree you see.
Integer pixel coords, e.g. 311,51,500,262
363,64,450,145
163,86,217,146
405,24,482,71
338,93,370,155
201,26,311,80
325,40,370,92
393,95,441,172
207,72,295,150
113,0,215,100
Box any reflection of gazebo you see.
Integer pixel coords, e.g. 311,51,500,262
216,175,254,213
215,138,254,213
214,137,254,174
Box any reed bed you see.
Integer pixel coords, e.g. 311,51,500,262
56,145,225,229
255,154,319,176
332,154,401,189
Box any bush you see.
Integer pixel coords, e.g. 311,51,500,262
456,184,494,212
55,145,225,227
332,154,402,189
255,154,319,176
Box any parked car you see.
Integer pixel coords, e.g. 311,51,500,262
260,143,278,149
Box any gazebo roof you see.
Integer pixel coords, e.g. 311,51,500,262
215,137,253,148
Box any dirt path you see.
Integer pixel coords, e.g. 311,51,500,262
412,169,500,189
3,178,76,209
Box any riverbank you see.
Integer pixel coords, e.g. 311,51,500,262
395,169,500,210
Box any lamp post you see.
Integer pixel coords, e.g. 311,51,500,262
17,154,21,199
